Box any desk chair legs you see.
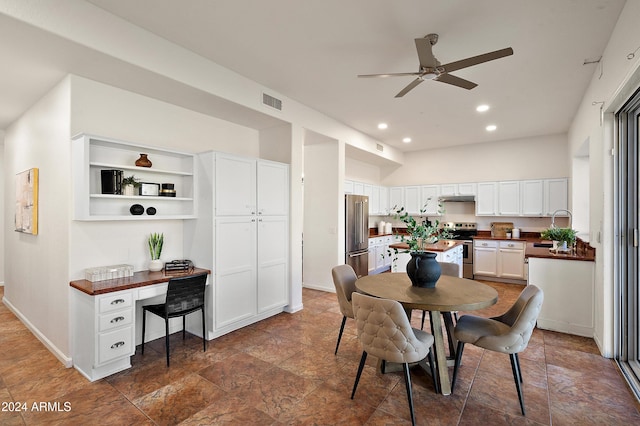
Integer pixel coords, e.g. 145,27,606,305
452,342,526,416
334,315,347,355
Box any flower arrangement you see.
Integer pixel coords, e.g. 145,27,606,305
391,199,455,253
540,227,577,246
148,232,164,260
122,175,141,188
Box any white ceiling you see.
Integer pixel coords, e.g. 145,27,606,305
0,0,626,153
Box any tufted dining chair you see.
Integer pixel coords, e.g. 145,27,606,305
331,264,358,355
351,292,438,426
451,285,544,416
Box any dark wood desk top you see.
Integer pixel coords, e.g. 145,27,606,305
355,273,498,312
70,268,211,296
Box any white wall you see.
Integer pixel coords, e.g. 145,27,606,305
4,76,71,363
303,138,341,291
382,134,569,186
567,0,640,357
346,157,381,183
0,141,4,285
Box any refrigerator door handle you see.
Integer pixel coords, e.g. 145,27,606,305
348,251,368,258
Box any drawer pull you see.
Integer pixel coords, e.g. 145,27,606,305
110,299,126,305
482,243,488,246
110,341,126,349
508,243,515,247
110,316,125,323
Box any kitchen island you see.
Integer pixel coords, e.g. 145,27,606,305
389,239,464,276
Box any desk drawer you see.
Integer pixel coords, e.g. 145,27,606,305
97,327,134,365
99,309,134,332
98,292,133,314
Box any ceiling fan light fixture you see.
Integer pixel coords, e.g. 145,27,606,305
421,72,438,80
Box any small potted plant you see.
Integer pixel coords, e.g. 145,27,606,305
540,227,577,253
148,232,164,271
122,175,141,196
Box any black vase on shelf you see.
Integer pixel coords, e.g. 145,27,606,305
406,252,441,288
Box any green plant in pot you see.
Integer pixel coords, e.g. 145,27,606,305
388,200,455,288
540,227,577,253
148,232,164,271
122,175,141,196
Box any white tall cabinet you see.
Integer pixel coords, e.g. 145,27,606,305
185,152,289,338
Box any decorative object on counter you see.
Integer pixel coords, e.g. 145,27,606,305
491,222,514,238
385,222,392,234
84,264,133,282
148,232,164,271
146,206,156,215
122,175,141,196
135,153,152,168
159,183,176,197
100,169,123,194
139,182,160,196
164,259,194,273
540,227,577,253
506,228,512,239
378,221,386,235
129,203,144,215
388,200,454,287
512,228,520,239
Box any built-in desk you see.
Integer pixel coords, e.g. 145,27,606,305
70,268,210,381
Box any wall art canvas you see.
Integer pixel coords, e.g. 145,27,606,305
15,168,39,235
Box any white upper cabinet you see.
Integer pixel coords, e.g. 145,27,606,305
389,187,404,213
498,181,521,215
344,180,354,194
353,181,365,195
257,160,289,216
379,186,389,215
440,182,476,196
545,178,569,215
420,185,441,216
215,154,257,216
476,182,498,215
521,180,544,216
404,186,421,214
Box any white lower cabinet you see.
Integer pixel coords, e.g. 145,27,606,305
474,240,525,281
369,236,392,274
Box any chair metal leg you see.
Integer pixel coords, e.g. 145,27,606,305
335,316,347,355
381,359,386,374
451,341,465,392
510,353,526,415
514,353,523,383
141,309,147,355
402,362,416,426
182,316,186,340
351,351,368,399
165,317,170,367
201,307,207,352
421,310,426,330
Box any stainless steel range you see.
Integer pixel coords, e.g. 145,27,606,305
441,222,477,279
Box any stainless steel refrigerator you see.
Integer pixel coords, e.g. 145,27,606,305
345,194,369,277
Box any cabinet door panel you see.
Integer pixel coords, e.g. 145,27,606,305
521,180,544,216
257,161,289,216
545,178,568,215
473,247,498,276
215,154,256,216
498,249,525,279
257,217,289,312
215,217,257,327
404,186,421,214
498,181,521,215
476,182,498,216
420,185,440,215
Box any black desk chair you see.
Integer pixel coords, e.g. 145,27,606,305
141,273,208,366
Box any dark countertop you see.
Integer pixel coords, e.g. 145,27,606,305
389,239,463,252
70,267,211,295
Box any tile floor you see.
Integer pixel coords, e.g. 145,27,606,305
1,282,640,425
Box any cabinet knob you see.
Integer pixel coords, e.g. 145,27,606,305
110,316,125,323
110,299,126,305
110,341,125,349
482,243,488,246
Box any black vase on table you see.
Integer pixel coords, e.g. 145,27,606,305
406,252,441,288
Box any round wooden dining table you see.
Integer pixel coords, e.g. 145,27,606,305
355,272,498,396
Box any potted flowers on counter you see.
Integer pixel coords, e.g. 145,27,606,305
148,232,164,271
540,226,577,253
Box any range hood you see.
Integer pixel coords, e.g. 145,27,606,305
439,195,475,203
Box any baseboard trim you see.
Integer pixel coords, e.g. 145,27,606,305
1,296,73,368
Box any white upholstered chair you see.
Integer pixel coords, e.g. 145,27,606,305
351,292,438,425
331,264,358,355
451,285,544,415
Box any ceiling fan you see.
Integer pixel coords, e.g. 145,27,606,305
358,34,513,98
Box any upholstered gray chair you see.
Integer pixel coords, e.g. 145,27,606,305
351,292,438,426
451,285,544,416
331,264,358,355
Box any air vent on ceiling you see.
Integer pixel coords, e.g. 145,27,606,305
262,93,282,111
376,144,384,152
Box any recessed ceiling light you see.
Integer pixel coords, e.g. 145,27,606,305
486,124,497,131
402,137,412,143
377,123,388,130
476,104,490,112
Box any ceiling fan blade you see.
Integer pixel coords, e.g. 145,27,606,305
395,78,424,98
414,37,438,68
435,73,477,90
358,72,422,78
442,47,514,73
